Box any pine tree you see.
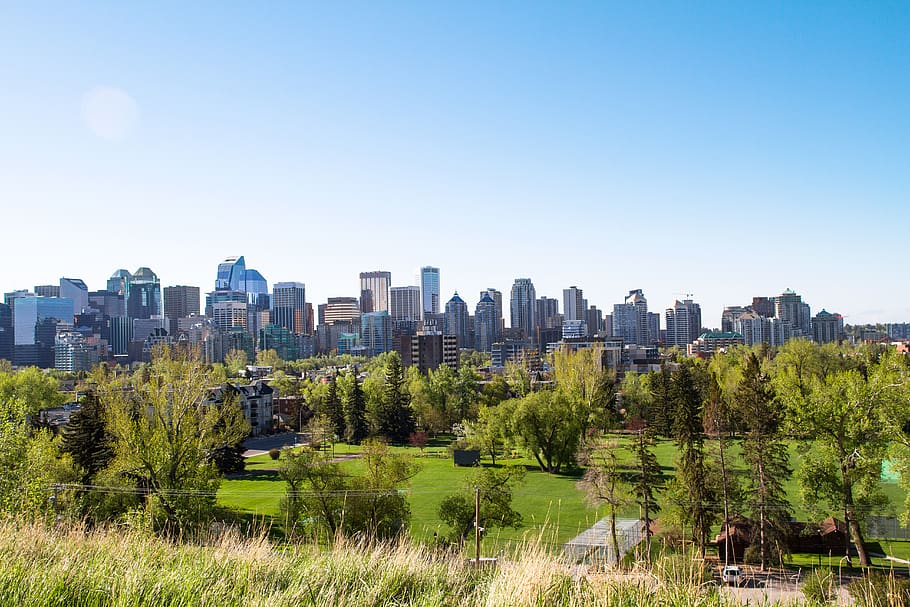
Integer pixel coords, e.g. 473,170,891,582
737,352,790,570
60,390,113,484
324,377,345,439
343,374,368,444
650,365,674,437
378,352,415,443
632,425,662,563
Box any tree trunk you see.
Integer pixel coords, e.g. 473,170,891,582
758,455,767,571
611,507,621,568
717,431,731,567
841,460,870,566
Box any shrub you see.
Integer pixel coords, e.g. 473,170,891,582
802,567,837,604
268,448,281,460
847,571,910,607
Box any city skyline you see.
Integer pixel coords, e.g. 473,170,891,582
1,3,907,325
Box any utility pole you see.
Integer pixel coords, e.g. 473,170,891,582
475,486,481,569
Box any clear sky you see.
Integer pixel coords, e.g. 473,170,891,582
1,2,907,327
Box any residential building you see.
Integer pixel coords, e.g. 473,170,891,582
420,266,440,317
887,323,910,340
563,286,584,322
687,332,745,357
481,288,504,336
474,293,498,352
776,289,812,337
536,296,560,329
409,333,458,373
585,305,604,337
444,292,470,349
812,310,845,344
510,278,537,340
665,299,703,348
612,289,650,346
359,271,391,313
561,320,588,340
207,381,274,436
54,330,101,372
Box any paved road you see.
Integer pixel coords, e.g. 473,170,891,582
242,432,302,457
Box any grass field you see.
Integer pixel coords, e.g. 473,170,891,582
218,434,909,555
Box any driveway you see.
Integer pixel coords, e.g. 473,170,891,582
242,432,302,457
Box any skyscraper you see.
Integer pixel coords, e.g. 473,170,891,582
390,286,422,323
319,297,361,325
480,288,503,337
612,289,649,346
361,311,392,356
360,271,391,313
562,286,584,322
474,294,497,352
776,289,812,337
59,278,89,317
444,292,470,349
536,296,560,330
12,295,73,367
164,285,201,335
272,282,307,335
127,267,161,320
510,278,537,340
0,303,12,362
420,266,440,318
665,299,702,348
216,256,247,291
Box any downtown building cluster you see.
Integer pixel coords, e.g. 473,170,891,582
0,255,895,375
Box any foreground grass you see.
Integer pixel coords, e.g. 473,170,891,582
0,521,751,607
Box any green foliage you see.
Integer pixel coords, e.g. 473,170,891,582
255,348,284,370
342,373,368,444
279,446,348,538
509,389,585,474
223,348,249,377
60,389,113,484
464,404,508,465
269,448,281,460
437,465,525,542
206,444,246,475
323,378,345,438
98,347,250,533
372,352,415,443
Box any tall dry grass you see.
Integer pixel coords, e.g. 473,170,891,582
0,520,755,606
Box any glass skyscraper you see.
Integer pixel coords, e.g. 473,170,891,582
420,266,440,317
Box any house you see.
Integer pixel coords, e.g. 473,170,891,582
207,380,275,436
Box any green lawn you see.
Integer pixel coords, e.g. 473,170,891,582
218,434,908,553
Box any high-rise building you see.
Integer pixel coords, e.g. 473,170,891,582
0,303,12,362
480,288,504,337
34,285,60,298
127,267,161,320
510,279,537,340
319,297,360,326
409,333,458,373
612,289,650,346
12,296,73,367
563,286,585,322
164,286,201,336
585,306,603,337
212,301,248,330
107,269,131,296
444,292,470,349
665,299,702,348
272,282,306,335
258,323,300,361
536,296,560,330
474,293,497,352
776,289,811,337
361,311,392,356
420,266,440,318
216,256,247,291
812,310,844,344
59,278,89,316
390,286,422,323
360,271,391,313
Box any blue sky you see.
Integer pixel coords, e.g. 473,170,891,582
1,2,907,326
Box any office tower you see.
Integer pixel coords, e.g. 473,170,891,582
212,300,248,330
444,292,470,349
59,278,89,316
35,285,60,298
319,297,360,325
474,293,497,352
107,269,131,296
420,266,441,317
0,303,11,361
127,267,161,320
164,285,201,336
536,296,560,330
585,306,603,337
776,289,811,337
244,269,269,309
812,310,844,344
390,286,422,323
258,324,300,361
612,289,649,346
751,297,775,318
665,299,703,348
272,282,306,335
305,302,314,335
12,295,73,367
563,286,584,322
216,256,247,291
510,278,537,340
359,271,391,313
361,311,392,356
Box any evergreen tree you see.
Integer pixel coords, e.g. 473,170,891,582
737,352,791,570
60,390,113,484
342,374,368,444
631,423,662,562
377,352,415,443
671,363,718,558
324,377,345,438
650,364,674,437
